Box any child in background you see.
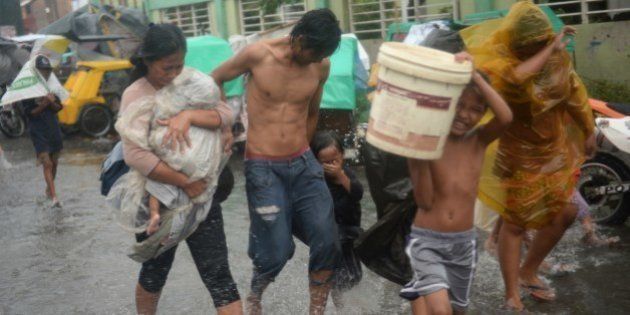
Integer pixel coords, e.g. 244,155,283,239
311,130,364,308
401,52,512,314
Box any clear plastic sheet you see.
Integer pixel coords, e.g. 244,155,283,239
109,67,226,234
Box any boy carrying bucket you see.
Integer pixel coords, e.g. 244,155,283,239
400,52,512,314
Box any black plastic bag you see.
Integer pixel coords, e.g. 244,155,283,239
335,225,363,291
355,199,416,286
360,143,412,218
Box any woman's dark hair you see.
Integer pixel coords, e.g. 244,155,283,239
290,8,341,58
129,23,187,83
311,130,344,158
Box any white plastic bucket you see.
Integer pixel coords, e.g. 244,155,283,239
366,42,472,159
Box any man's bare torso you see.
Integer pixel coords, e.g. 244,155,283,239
245,39,327,157
409,133,486,232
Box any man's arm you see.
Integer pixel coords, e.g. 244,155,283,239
47,93,63,112
29,97,50,115
307,60,330,141
475,71,513,144
211,44,261,101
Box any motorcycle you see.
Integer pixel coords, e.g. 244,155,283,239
0,85,26,138
578,99,630,225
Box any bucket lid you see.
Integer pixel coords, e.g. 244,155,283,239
379,42,472,75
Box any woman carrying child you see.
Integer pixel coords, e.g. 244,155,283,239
115,24,241,315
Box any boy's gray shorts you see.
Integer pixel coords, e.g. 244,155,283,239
400,226,478,311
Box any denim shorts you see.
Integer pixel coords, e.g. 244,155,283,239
245,149,340,292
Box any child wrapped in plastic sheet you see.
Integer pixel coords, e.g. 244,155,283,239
107,67,228,262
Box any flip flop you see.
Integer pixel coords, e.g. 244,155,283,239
520,283,556,302
501,298,525,312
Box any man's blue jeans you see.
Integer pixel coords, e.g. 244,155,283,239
245,150,340,294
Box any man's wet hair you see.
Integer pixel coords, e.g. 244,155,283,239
130,23,187,83
290,9,342,57
310,130,344,157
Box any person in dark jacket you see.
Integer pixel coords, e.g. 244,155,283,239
311,130,364,308
22,55,64,207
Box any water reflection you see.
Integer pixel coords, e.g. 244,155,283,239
0,136,628,314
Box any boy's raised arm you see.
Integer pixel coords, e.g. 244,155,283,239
475,71,513,144
454,52,512,144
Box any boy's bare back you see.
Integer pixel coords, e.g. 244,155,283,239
213,37,330,157
409,66,513,233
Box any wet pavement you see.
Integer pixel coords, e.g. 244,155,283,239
1,135,629,314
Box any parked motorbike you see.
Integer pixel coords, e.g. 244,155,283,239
578,99,630,225
0,85,26,138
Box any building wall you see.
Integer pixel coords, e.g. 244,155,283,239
0,0,24,35
96,0,143,8
22,0,74,33
574,20,630,85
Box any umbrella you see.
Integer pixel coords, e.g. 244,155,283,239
29,35,71,67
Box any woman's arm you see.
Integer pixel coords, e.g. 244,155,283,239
513,26,575,83
148,162,208,197
157,101,234,153
122,141,207,198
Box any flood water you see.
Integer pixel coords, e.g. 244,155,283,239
1,136,629,314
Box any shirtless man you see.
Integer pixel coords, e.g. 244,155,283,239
400,53,512,315
212,9,342,315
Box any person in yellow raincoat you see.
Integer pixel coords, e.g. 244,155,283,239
461,1,596,310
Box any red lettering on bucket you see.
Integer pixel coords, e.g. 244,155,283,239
368,119,440,151
377,80,452,110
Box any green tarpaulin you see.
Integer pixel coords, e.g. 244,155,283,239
321,36,357,110
185,35,244,97
185,35,358,106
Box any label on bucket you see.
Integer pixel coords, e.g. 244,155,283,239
378,81,451,110
367,79,457,159
370,92,413,139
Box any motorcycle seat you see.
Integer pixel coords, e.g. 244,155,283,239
607,102,630,116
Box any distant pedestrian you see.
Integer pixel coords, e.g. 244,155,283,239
22,55,64,207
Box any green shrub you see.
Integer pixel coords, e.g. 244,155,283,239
584,78,630,103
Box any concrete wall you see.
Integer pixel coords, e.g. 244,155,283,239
574,20,630,85
22,0,74,33
355,20,630,89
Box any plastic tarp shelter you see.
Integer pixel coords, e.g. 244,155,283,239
321,36,359,110
38,5,148,59
385,6,571,50
185,35,244,98
460,5,573,52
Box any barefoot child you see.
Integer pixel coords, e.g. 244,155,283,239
311,130,364,308
400,52,512,314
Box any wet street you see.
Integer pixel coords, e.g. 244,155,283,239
1,135,629,314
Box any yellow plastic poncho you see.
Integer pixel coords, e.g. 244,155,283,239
461,1,594,229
